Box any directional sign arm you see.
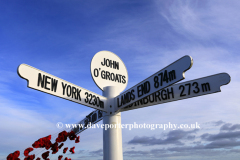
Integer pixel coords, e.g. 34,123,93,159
72,109,103,134
18,64,107,112
120,73,231,112
114,55,193,112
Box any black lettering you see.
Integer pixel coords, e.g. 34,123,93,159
131,89,135,100
137,84,143,97
202,83,210,92
96,97,100,107
138,99,143,105
109,60,114,68
185,83,191,95
72,86,77,99
88,94,93,105
154,91,161,102
143,97,148,104
144,81,150,94
87,112,94,123
161,89,167,100
92,113,97,122
51,78,58,92
158,72,163,86
192,82,200,93
45,76,51,90
62,83,67,95
137,81,150,98
163,70,169,83
106,59,110,67
149,94,154,103
37,73,45,88
154,76,159,88
76,88,81,101
111,73,115,81
106,71,110,80
86,115,92,123
99,100,104,108
85,92,88,103
169,70,176,81
179,85,186,97
117,98,122,108
119,75,122,83
101,70,105,79
115,61,119,70
66,85,71,97
124,92,131,103
92,95,96,105
94,68,99,77
101,58,106,66
167,87,174,99
122,76,126,84
115,74,120,82
101,58,119,70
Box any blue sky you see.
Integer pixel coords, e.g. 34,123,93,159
0,0,240,160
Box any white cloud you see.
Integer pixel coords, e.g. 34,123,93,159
158,0,240,42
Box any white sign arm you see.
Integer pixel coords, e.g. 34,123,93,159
120,73,231,112
18,64,107,112
72,109,103,134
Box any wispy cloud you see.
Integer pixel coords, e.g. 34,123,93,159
125,121,240,159
158,0,240,42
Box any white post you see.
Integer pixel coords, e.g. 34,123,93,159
103,86,123,160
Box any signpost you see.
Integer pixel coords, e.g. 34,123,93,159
18,51,231,160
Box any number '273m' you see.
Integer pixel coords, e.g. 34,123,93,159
179,82,211,97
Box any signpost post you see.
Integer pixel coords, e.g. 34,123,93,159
18,51,231,160
90,51,128,160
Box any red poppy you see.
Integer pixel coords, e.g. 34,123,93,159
58,143,64,149
75,136,80,143
24,154,35,160
68,131,76,140
7,153,13,160
24,147,34,156
58,155,63,160
63,147,68,154
51,142,59,154
69,147,75,154
7,150,20,160
32,135,52,149
42,151,49,159
56,131,68,142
